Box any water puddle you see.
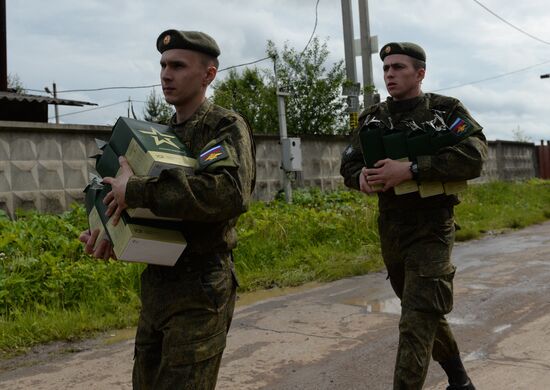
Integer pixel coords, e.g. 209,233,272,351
342,296,402,315
236,282,324,307
466,284,490,290
492,324,511,333
527,260,550,267
447,314,477,325
464,349,487,362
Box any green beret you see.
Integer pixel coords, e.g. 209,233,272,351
156,29,220,58
379,42,426,62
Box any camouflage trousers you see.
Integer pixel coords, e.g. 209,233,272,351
132,252,237,390
378,208,460,390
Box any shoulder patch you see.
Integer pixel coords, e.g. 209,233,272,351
199,144,228,168
449,117,471,136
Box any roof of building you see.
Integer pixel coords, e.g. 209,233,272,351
0,91,96,106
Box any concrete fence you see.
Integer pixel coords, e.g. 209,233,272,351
0,120,542,217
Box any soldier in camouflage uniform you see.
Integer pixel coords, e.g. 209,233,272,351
340,42,487,390
80,30,256,389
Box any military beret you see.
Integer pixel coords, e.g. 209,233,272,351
156,29,220,58
379,42,426,62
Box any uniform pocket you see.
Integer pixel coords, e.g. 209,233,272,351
198,266,231,312
403,265,456,315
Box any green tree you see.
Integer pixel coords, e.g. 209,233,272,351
212,37,347,136
212,68,278,133
142,90,174,125
7,73,25,93
268,37,347,135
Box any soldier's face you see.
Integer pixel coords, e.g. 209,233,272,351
383,54,425,101
160,49,216,108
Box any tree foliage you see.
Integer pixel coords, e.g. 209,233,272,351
142,90,174,125
212,68,278,133
212,37,347,135
7,73,25,94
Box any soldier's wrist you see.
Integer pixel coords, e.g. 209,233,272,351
409,161,419,181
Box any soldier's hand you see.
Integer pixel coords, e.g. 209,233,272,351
365,159,413,191
103,156,133,226
359,167,378,194
79,229,115,260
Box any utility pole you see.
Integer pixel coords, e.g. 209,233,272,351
341,0,378,129
45,82,60,124
273,57,293,203
340,0,360,130
358,0,377,107
1,0,7,91
341,0,357,83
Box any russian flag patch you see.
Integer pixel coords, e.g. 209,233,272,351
199,144,228,168
449,117,470,135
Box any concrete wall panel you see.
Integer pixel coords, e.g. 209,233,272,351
0,121,540,217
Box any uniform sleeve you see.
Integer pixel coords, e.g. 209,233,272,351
416,102,488,182
340,112,370,191
124,116,256,222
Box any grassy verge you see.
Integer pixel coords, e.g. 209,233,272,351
455,179,550,240
0,180,549,356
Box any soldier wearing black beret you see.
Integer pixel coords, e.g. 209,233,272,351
81,29,256,390
341,42,486,390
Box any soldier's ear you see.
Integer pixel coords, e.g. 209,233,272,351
203,66,217,86
416,68,426,82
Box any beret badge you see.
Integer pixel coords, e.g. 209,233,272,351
163,35,171,45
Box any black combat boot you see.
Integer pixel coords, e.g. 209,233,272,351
439,355,476,390
446,379,476,390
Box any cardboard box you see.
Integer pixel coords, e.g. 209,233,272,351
443,180,468,195
418,182,445,198
109,117,196,176
95,143,120,178
83,179,111,251
84,180,186,266
359,124,385,191
95,144,179,221
105,215,186,266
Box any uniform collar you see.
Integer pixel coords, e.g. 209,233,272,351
386,93,426,113
169,99,212,130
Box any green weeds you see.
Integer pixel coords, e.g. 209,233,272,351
0,180,549,354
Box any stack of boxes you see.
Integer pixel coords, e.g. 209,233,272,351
359,117,469,197
84,117,196,266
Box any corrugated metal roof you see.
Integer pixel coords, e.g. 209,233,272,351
0,91,96,106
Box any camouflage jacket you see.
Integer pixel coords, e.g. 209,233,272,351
340,93,488,211
126,100,256,254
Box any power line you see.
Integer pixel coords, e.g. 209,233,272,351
299,0,321,58
472,0,550,45
218,56,272,72
30,56,274,94
49,100,128,119
58,84,160,93
433,59,550,92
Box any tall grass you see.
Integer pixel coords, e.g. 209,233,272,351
0,180,549,355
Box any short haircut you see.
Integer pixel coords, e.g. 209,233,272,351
200,53,219,70
411,58,426,70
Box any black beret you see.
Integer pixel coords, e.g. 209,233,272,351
379,42,426,62
156,29,220,58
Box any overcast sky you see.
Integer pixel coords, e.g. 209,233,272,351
6,0,550,141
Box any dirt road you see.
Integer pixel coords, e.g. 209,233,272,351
1,221,550,389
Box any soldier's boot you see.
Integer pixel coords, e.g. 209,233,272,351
439,355,476,390
446,379,476,390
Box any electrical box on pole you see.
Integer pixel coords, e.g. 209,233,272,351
281,137,302,172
